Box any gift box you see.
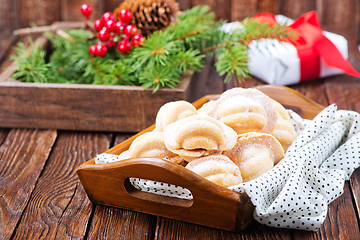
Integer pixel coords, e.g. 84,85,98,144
223,11,360,85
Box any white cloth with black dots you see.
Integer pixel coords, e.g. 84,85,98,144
94,104,360,231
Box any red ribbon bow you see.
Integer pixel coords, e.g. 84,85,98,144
254,11,360,81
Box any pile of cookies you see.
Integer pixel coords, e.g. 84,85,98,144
120,87,297,188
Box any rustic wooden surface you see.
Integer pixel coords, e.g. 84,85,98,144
1,56,360,239
1,0,360,239
1,0,359,57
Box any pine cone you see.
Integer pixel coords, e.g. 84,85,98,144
114,0,180,37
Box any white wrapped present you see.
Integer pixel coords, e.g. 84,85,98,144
222,11,360,85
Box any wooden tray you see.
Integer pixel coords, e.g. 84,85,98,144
0,22,194,132
76,85,325,232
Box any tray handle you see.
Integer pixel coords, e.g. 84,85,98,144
77,157,253,231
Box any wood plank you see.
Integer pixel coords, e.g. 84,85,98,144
0,0,18,56
278,0,316,19
87,205,156,240
154,217,291,239
18,0,61,27
61,0,104,22
292,80,328,106
177,0,192,11
11,132,112,239
192,0,231,20
105,0,124,13
114,133,135,146
0,129,9,146
231,0,257,21
317,0,359,43
257,0,278,14
0,129,57,240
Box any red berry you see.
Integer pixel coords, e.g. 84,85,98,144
96,44,108,57
122,35,130,42
114,21,126,34
104,19,116,32
106,39,117,48
117,40,132,54
94,19,104,32
89,45,97,56
124,25,138,38
131,33,145,47
102,12,115,22
118,9,132,24
80,4,93,18
98,29,110,42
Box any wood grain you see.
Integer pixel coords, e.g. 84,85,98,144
278,0,316,19
0,0,17,50
18,0,61,27
0,129,57,240
0,80,191,132
61,0,104,22
317,0,359,42
231,0,258,21
105,0,124,13
257,0,278,14
11,132,112,239
177,0,192,11
154,217,291,240
114,133,135,146
0,129,9,146
87,205,156,240
192,0,231,20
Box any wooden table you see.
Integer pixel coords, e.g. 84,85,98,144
1,47,360,240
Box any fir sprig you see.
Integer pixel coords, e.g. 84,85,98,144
11,5,298,91
11,39,51,83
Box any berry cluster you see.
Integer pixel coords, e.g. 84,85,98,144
80,4,145,57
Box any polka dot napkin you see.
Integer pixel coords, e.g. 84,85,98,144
94,104,360,231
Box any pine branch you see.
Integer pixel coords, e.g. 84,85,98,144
11,5,298,92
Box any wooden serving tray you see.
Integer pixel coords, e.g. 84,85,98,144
0,23,195,132
76,85,325,232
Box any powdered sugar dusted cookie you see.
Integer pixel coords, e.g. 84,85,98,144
118,150,130,160
129,131,182,164
155,100,197,132
270,100,298,151
164,115,237,161
198,87,278,134
224,132,284,182
186,154,243,188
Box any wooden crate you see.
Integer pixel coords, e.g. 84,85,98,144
0,23,194,132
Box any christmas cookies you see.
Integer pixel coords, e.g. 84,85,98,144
114,87,297,187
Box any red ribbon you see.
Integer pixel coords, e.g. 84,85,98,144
254,11,360,82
